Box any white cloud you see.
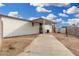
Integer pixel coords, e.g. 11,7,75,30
56,18,63,22
49,3,70,7
63,6,79,14
30,3,70,7
68,18,79,25
62,21,68,24
46,14,57,19
36,7,52,12
8,11,18,17
66,6,79,14
0,3,5,7
59,13,68,17
75,14,79,18
29,17,39,20
19,16,23,18
30,3,46,7
63,10,66,13
42,14,57,20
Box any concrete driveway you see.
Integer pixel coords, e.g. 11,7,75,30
18,34,74,56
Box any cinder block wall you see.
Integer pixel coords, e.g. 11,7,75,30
67,26,79,36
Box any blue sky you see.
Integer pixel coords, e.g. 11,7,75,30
0,3,79,27
0,3,79,19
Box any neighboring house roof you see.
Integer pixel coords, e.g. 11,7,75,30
0,14,31,22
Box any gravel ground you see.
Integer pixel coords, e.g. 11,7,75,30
0,35,37,56
52,33,79,56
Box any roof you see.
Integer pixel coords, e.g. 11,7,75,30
0,14,55,24
0,14,31,22
31,18,55,24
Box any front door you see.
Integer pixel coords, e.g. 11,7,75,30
39,23,43,34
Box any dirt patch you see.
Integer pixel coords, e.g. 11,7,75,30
52,33,79,56
0,35,37,56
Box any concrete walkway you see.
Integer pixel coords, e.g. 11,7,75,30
18,34,74,56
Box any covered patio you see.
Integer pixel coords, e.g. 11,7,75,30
31,18,56,34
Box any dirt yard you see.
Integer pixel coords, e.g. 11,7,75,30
0,35,37,56
52,32,79,56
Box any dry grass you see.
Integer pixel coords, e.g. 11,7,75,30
0,35,37,56
52,33,79,56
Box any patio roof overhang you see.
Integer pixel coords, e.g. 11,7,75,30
31,18,55,25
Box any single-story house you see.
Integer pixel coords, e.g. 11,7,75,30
0,14,55,38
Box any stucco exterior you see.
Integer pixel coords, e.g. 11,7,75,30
0,18,3,38
0,15,53,38
1,16,39,37
43,25,52,33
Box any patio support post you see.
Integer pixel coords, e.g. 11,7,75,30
43,19,45,34
51,22,53,33
66,27,68,37
53,23,56,33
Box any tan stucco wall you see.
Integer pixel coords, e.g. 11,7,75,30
43,25,52,33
